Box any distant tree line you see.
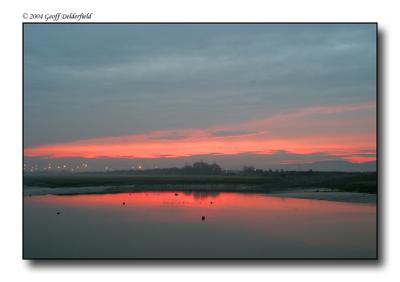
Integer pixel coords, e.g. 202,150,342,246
100,161,316,176
182,162,222,175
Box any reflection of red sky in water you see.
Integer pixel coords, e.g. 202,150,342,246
25,192,376,250
27,192,375,215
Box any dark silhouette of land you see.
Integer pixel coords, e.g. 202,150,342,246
24,161,377,194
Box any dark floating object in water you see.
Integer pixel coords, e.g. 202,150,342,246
175,193,178,196
201,216,205,221
56,212,60,215
122,202,126,205
210,201,213,205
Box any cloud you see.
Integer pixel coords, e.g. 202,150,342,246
24,101,376,164
24,24,376,148
211,130,256,137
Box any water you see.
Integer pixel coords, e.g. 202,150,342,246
24,191,376,259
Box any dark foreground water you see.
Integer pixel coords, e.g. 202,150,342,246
24,191,376,259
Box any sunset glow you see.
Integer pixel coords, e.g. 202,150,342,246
25,101,376,163
24,23,377,170
23,23,378,260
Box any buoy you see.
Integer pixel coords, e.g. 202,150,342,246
56,212,60,215
175,193,178,196
122,202,126,205
201,216,205,220
210,201,213,205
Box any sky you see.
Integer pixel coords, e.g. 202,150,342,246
23,23,376,171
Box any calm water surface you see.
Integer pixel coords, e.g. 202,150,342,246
24,191,376,258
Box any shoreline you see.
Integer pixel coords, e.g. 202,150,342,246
24,185,376,204
268,190,376,203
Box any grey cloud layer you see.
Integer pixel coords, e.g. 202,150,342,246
24,24,376,147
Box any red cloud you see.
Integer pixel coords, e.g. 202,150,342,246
24,101,376,163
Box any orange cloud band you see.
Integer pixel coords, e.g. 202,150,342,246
24,101,376,163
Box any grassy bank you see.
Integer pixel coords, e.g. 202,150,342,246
24,171,377,194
